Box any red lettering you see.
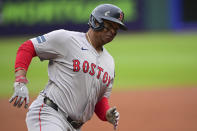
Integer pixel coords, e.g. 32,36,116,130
97,66,103,79
89,63,96,76
106,76,111,87
103,72,108,83
83,61,89,73
73,59,80,72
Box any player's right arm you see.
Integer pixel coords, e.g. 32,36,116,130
9,40,37,108
9,29,69,108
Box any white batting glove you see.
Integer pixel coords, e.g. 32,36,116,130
106,107,120,130
9,76,29,108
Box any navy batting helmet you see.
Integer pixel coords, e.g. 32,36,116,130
88,4,127,31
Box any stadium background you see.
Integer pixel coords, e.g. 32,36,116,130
0,0,197,131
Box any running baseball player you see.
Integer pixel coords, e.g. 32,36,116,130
9,4,127,131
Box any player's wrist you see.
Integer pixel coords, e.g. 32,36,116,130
15,67,26,72
15,75,28,84
15,67,28,83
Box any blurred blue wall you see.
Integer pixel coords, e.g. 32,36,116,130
0,0,196,35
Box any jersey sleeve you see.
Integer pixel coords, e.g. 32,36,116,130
30,29,69,61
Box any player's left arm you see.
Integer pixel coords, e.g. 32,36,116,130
94,74,119,130
94,97,120,130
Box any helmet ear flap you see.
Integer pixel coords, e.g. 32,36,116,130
88,15,104,31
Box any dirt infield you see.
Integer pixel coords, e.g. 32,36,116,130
1,87,197,131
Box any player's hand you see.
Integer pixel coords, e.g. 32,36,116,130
106,106,120,130
9,76,29,108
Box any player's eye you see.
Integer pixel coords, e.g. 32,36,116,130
104,25,111,31
104,22,119,32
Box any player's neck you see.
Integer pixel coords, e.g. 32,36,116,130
86,31,103,53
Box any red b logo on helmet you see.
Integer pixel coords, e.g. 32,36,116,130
119,12,123,21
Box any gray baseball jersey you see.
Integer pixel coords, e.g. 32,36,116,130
30,29,115,123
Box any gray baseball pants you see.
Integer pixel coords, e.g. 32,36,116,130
26,95,80,131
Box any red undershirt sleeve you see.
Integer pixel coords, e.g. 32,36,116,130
15,40,37,71
94,97,110,121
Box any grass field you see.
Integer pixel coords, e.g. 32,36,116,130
0,32,197,97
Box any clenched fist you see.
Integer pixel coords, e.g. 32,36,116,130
106,107,120,130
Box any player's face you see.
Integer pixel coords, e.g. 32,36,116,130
100,20,120,44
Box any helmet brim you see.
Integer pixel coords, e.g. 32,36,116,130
101,16,127,31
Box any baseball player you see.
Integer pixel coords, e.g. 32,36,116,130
9,4,127,131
